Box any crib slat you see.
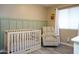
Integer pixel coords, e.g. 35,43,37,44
16,33,19,52
22,33,25,50
30,32,32,47
10,34,14,53
27,32,29,49
29,32,31,49
23,33,25,50
24,33,26,50
33,32,35,47
25,33,27,50
14,34,16,52
13,34,14,52
32,32,35,48
32,32,34,47
28,32,30,49
21,33,23,50
19,33,21,51
7,33,10,53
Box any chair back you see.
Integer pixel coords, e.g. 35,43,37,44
43,26,55,33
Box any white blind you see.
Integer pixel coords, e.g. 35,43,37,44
58,6,79,29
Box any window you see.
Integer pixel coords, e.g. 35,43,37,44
58,6,79,29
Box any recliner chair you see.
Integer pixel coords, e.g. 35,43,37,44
42,26,60,46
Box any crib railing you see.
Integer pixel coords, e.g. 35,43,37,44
4,30,41,54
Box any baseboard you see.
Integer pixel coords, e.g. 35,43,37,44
60,42,73,47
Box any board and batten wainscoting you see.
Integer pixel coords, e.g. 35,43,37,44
0,17,48,50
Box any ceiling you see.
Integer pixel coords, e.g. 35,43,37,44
40,4,61,7
39,4,74,8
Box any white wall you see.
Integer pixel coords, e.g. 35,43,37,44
0,4,48,20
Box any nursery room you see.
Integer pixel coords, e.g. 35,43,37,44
0,4,79,54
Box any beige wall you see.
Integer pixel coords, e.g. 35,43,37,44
47,8,56,27
0,4,48,20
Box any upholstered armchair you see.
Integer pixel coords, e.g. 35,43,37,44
42,26,60,46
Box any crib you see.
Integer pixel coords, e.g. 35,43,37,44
4,29,41,54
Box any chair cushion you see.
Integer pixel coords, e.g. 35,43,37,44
42,32,56,37
43,26,55,33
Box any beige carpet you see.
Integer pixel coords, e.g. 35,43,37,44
29,44,73,54
0,44,73,54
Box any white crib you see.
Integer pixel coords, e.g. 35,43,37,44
4,29,41,54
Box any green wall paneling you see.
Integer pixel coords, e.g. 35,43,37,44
28,20,34,29
0,18,8,50
22,20,26,29
42,21,47,27
0,17,48,50
0,31,4,49
30,21,37,29
23,20,29,29
0,18,9,28
0,18,9,31
0,18,1,50
38,21,43,29
26,20,33,29
9,19,17,30
39,21,45,29
30,20,37,29
0,18,9,50
33,21,47,29
16,20,23,29
25,20,32,29
0,25,9,32
34,21,40,29
22,20,47,30
0,31,2,50
26,20,30,29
